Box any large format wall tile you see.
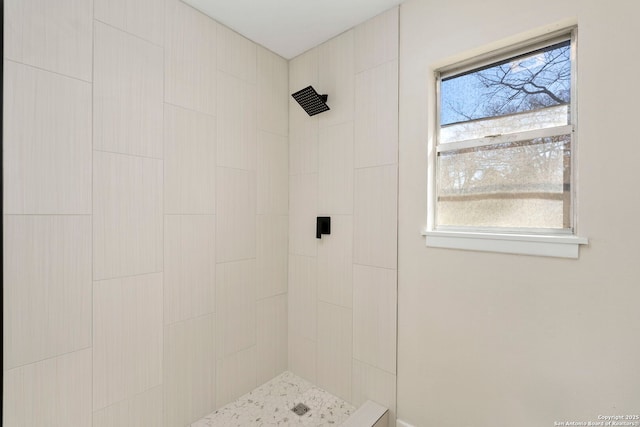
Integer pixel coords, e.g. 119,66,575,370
354,8,399,73
93,273,163,410
4,0,92,81
216,346,257,407
257,215,288,299
288,333,317,384
93,151,163,280
290,105,319,176
4,216,91,370
317,215,353,308
94,22,163,159
216,168,256,262
351,359,397,424
3,349,92,427
164,315,216,427
319,122,354,215
288,255,317,342
4,61,91,214
354,165,398,269
318,30,355,128
317,302,353,402
94,0,163,45
290,48,319,94
354,60,399,168
289,173,318,257
164,104,216,214
258,131,289,215
164,215,216,325
353,265,397,374
165,0,217,115
216,260,257,358
93,386,163,427
256,294,288,385
289,48,319,175
217,25,256,83
217,72,257,170
257,47,288,136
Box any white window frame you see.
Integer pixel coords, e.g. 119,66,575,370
423,28,588,258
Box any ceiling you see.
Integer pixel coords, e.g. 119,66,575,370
182,0,404,59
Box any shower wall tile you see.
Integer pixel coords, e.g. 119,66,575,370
317,302,353,402
4,215,91,370
256,294,288,385
351,359,397,425
94,22,163,159
354,7,399,73
257,47,289,136
94,0,163,45
317,215,353,309
353,165,398,270
3,61,91,215
164,104,216,214
257,215,288,299
290,48,319,94
93,151,163,280
92,386,163,427
258,131,289,215
164,315,216,427
288,333,317,384
289,106,319,175
216,168,256,263
289,48,319,175
318,30,355,128
289,173,318,257
217,72,257,170
164,215,216,325
216,260,257,358
353,265,397,374
217,25,257,83
288,255,318,341
165,0,217,115
3,348,92,427
93,273,163,410
216,346,257,407
4,0,92,81
354,60,399,168
318,122,354,215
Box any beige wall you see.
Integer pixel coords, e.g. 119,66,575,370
3,0,288,425
287,7,400,424
398,0,640,426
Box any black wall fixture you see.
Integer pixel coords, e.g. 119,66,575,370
316,217,331,239
292,86,330,116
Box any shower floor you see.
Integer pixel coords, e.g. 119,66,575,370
192,371,356,426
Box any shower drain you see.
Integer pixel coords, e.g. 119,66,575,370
291,403,310,416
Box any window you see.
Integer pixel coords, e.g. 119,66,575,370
425,29,587,257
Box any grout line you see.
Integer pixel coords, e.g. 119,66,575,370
3,58,93,84
92,148,163,161
93,18,164,49
4,345,93,373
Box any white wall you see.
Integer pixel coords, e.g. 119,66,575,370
287,7,400,424
398,0,640,426
3,0,288,425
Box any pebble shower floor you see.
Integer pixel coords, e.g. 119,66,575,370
192,371,355,426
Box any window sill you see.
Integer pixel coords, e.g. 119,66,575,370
422,230,588,258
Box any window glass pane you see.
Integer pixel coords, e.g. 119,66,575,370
436,135,571,229
440,105,569,144
440,40,571,128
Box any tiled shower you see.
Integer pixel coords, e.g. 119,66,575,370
3,0,398,425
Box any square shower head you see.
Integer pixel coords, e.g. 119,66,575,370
291,86,330,116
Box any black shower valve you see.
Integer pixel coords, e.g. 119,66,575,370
316,217,331,239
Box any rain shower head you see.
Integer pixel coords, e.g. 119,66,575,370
291,86,330,116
